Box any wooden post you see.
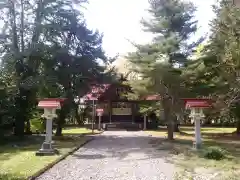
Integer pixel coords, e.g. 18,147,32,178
194,116,202,149
132,102,134,124
98,115,101,130
92,100,95,134
144,114,147,130
109,101,112,123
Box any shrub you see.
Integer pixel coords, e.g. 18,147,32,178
30,117,45,133
203,146,226,160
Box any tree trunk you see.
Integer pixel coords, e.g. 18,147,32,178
55,110,65,136
231,104,240,134
55,102,69,136
25,120,31,134
75,105,83,125
167,120,174,140
173,115,180,132
162,97,174,140
20,0,24,52
31,0,44,43
14,95,26,137
236,119,240,134
0,120,2,136
9,1,19,52
55,123,63,136
14,117,25,137
174,123,179,132
9,1,25,137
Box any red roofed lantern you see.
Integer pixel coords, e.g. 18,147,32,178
37,98,66,118
183,98,211,108
36,98,66,156
96,108,104,130
182,98,212,149
38,99,63,108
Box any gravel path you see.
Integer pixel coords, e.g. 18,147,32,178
36,131,175,180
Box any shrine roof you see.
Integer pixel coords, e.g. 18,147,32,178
142,94,161,101
82,83,162,101
82,84,111,101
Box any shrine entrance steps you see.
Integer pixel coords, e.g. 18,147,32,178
103,122,142,131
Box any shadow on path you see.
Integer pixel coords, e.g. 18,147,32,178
72,132,175,162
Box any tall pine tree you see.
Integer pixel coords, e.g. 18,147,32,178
192,0,240,132
126,0,200,140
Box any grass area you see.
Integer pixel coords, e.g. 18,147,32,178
179,126,236,134
61,127,101,135
146,126,240,179
0,128,97,180
146,126,237,140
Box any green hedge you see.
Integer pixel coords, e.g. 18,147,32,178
30,117,45,133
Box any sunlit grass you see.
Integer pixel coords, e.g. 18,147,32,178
0,128,95,180
145,126,240,180
61,127,101,134
180,126,236,134
145,130,167,137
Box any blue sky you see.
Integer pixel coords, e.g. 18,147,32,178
83,0,216,57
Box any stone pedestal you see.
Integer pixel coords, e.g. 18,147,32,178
98,116,101,130
194,117,202,149
36,119,58,156
36,142,59,156
193,141,201,149
143,115,147,130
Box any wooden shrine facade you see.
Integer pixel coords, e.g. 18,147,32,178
82,82,161,124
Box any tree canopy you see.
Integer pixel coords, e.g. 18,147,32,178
0,0,116,137
126,0,201,139
1,0,240,140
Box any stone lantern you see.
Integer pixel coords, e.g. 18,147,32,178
182,98,212,149
96,108,104,130
36,98,65,156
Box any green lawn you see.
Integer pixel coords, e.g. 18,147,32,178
146,126,240,179
61,127,101,135
179,126,236,134
0,128,97,180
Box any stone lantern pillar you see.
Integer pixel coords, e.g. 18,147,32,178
182,98,212,149
36,98,65,156
96,108,104,130
143,114,147,130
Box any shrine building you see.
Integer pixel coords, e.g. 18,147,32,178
82,78,160,129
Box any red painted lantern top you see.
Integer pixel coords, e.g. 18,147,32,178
182,98,212,108
96,108,104,116
38,98,66,109
96,108,104,113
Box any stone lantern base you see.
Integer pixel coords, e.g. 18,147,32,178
35,142,59,156
193,141,202,150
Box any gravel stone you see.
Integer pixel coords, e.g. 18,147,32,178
36,131,175,180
